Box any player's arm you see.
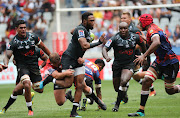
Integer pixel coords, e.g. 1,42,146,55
3,50,13,68
134,34,160,65
51,69,74,80
95,84,102,100
37,41,51,56
143,34,160,58
39,54,48,69
79,33,105,50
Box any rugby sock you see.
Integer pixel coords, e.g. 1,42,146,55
140,91,149,106
90,92,99,103
71,102,79,114
149,84,155,92
115,86,127,107
4,94,17,110
137,109,144,113
43,76,53,86
26,102,32,111
125,82,129,98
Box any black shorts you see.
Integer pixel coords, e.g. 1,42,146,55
85,77,94,91
151,61,179,80
61,54,84,69
112,62,135,78
16,66,42,83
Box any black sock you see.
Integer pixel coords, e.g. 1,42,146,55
137,109,144,113
28,106,32,111
150,87,154,92
140,94,149,106
71,102,78,114
90,92,99,103
115,90,125,107
43,75,53,86
4,94,17,110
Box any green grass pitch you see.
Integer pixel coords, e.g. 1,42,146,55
1,79,180,118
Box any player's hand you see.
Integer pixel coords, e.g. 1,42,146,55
77,57,85,65
133,55,146,66
65,69,74,77
105,57,111,62
0,64,8,72
99,33,106,43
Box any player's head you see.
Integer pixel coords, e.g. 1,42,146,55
120,11,131,26
139,14,153,31
15,20,26,38
119,22,129,38
82,12,95,30
49,53,61,67
95,59,105,71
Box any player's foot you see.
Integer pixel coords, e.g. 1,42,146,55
149,90,156,96
120,100,125,104
39,81,44,89
81,98,87,111
112,105,119,112
128,110,145,117
0,108,6,114
96,98,107,110
28,110,34,116
65,89,74,102
31,92,35,105
70,112,82,117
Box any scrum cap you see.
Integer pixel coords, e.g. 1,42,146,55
139,14,153,28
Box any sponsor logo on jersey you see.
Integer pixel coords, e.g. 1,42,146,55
105,39,112,47
78,30,85,37
150,30,153,33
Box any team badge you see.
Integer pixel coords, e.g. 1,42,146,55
78,30,85,37
105,39,112,47
150,30,153,33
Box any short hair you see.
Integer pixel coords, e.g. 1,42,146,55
95,59,105,67
121,11,131,18
82,12,93,23
49,53,60,64
15,20,26,28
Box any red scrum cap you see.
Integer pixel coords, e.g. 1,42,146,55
139,14,153,28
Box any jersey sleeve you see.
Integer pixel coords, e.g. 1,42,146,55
147,28,159,41
104,36,115,50
135,34,145,47
33,33,41,45
7,40,15,51
75,27,87,40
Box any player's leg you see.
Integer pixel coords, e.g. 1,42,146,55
83,80,106,111
113,69,133,112
164,62,180,95
128,66,158,117
31,73,43,93
39,74,53,89
71,74,84,117
0,83,24,114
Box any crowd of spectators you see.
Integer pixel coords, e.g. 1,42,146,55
76,0,180,50
0,0,55,55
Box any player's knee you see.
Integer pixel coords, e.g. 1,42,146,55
56,101,65,106
20,75,30,84
120,79,128,86
165,89,174,95
65,83,73,88
142,78,152,87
